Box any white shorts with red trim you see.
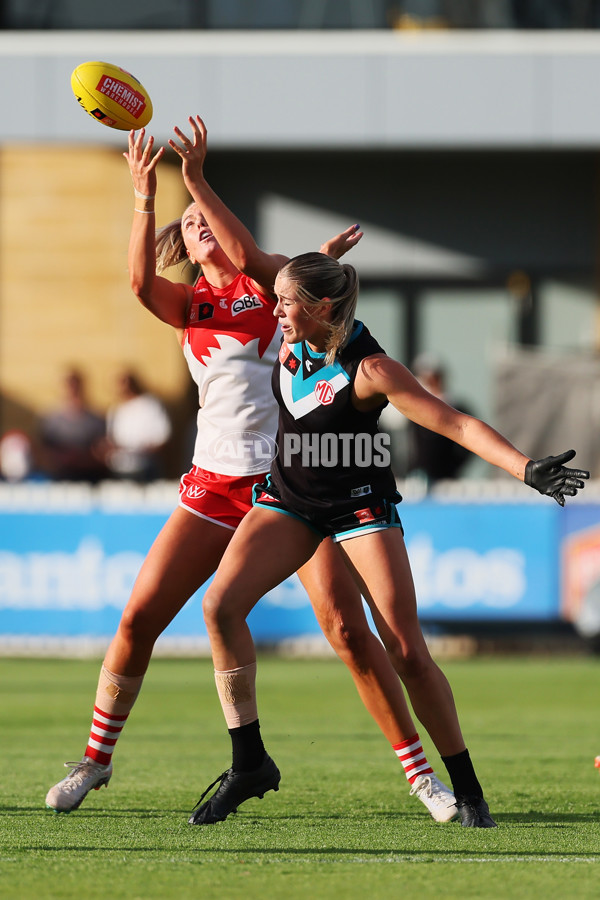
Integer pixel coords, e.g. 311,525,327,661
179,466,267,531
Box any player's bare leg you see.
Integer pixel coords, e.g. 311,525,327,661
338,529,497,828
298,539,457,823
190,508,319,824
45,508,232,813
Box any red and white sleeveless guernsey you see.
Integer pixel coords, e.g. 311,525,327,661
182,273,281,476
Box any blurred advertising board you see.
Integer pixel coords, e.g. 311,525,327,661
403,501,558,622
0,491,569,651
0,499,317,646
561,504,600,636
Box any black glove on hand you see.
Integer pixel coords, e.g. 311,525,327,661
524,449,590,507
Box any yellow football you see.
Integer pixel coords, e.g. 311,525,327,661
71,60,153,131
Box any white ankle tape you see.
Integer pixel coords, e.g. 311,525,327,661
214,663,258,729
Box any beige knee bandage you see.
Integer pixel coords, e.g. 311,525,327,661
214,663,258,729
95,664,144,717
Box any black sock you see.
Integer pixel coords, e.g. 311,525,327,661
441,748,483,799
228,719,266,772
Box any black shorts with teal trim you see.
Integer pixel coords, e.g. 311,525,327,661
252,475,403,543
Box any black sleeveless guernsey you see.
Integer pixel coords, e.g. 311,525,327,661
266,321,399,528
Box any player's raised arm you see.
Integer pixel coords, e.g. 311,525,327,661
169,115,284,294
169,115,363,294
124,128,192,327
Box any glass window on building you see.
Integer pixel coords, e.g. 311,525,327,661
417,287,517,426
538,279,598,352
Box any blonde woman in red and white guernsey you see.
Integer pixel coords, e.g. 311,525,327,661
45,118,465,826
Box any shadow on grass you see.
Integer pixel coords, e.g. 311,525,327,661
3,805,600,826
5,845,600,861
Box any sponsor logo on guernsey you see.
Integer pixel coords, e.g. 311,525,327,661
301,345,327,378
190,302,214,322
351,484,372,498
279,342,300,375
256,490,277,503
283,355,300,376
186,485,207,500
231,294,263,316
354,505,384,524
314,380,335,405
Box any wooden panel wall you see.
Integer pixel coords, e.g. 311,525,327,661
0,145,194,467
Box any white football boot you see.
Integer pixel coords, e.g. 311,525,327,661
45,756,113,813
409,773,459,822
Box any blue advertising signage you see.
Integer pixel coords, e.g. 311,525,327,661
560,503,600,630
0,497,568,648
0,507,320,643
401,501,559,621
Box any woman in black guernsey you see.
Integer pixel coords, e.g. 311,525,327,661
195,250,588,831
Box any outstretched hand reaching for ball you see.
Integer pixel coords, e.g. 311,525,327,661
524,449,590,506
124,128,164,198
169,115,208,191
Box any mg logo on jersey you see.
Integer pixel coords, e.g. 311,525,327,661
314,380,335,405
231,295,263,317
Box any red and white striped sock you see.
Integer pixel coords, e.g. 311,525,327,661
84,706,129,766
81,665,144,767
393,733,434,784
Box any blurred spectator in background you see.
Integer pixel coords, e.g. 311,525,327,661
405,353,474,486
104,369,172,482
39,368,107,482
0,430,39,482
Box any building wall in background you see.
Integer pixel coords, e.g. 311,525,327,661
1,145,599,469
0,145,194,471
3,31,600,149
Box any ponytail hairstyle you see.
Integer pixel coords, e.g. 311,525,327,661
154,212,200,279
278,252,359,364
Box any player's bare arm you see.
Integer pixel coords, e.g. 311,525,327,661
125,128,191,327
355,354,530,481
170,116,364,295
169,115,283,294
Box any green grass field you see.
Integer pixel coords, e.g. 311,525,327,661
1,654,599,899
